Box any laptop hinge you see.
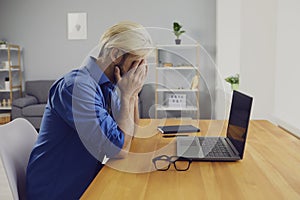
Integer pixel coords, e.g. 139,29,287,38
225,138,240,157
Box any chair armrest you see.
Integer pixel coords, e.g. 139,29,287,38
12,95,38,108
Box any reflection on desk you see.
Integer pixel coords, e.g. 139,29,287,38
81,119,300,200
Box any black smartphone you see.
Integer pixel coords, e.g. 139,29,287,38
157,125,200,134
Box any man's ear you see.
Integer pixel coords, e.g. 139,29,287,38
109,48,123,64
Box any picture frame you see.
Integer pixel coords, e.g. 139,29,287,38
67,12,87,40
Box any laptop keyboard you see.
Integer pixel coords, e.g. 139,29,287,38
198,138,231,157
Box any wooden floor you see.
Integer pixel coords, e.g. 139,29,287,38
0,159,13,199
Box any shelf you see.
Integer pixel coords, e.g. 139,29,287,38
0,46,19,51
0,88,20,92
156,105,198,111
0,68,20,72
156,88,198,92
0,45,20,51
157,44,199,48
157,66,196,70
0,106,12,110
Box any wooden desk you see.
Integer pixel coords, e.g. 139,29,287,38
81,119,300,200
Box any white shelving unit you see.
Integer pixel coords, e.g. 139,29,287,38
154,44,200,119
0,44,22,111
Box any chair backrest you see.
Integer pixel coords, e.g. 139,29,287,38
0,118,38,200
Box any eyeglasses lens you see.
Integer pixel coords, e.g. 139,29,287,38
155,159,170,171
174,160,190,171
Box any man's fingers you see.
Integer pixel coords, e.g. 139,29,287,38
130,60,141,73
133,60,146,77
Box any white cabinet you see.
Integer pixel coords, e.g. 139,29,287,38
0,44,22,110
154,44,200,119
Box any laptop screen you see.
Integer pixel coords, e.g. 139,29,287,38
227,91,253,158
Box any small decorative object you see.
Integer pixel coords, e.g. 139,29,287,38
168,94,186,107
173,22,186,45
190,75,199,89
2,99,7,107
225,74,239,90
7,99,11,107
4,77,10,90
3,61,11,69
163,62,173,67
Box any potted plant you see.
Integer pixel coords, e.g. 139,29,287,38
225,74,239,90
173,22,185,45
0,40,7,48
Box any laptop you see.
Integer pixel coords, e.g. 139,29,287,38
176,90,253,161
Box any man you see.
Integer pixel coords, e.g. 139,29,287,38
26,21,153,199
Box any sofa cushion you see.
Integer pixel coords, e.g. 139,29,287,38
26,80,55,103
12,95,38,108
22,104,46,117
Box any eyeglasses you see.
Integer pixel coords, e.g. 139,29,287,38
152,155,192,171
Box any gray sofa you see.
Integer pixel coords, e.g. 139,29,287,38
11,80,55,129
11,80,154,129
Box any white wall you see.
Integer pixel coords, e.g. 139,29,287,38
0,0,216,119
217,0,300,136
216,0,277,119
273,0,300,137
239,0,277,119
216,0,241,86
0,0,216,81
215,0,241,119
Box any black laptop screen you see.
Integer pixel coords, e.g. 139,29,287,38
227,91,253,158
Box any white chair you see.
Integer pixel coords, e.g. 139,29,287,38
0,118,38,200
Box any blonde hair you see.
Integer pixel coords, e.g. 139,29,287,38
99,21,153,57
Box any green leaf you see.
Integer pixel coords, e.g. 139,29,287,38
173,22,185,39
225,74,239,84
173,22,180,31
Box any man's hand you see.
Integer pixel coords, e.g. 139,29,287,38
113,58,148,158
114,59,147,99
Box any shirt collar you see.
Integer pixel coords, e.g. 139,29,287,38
85,56,115,88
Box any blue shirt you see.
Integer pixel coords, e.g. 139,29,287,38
26,57,124,199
